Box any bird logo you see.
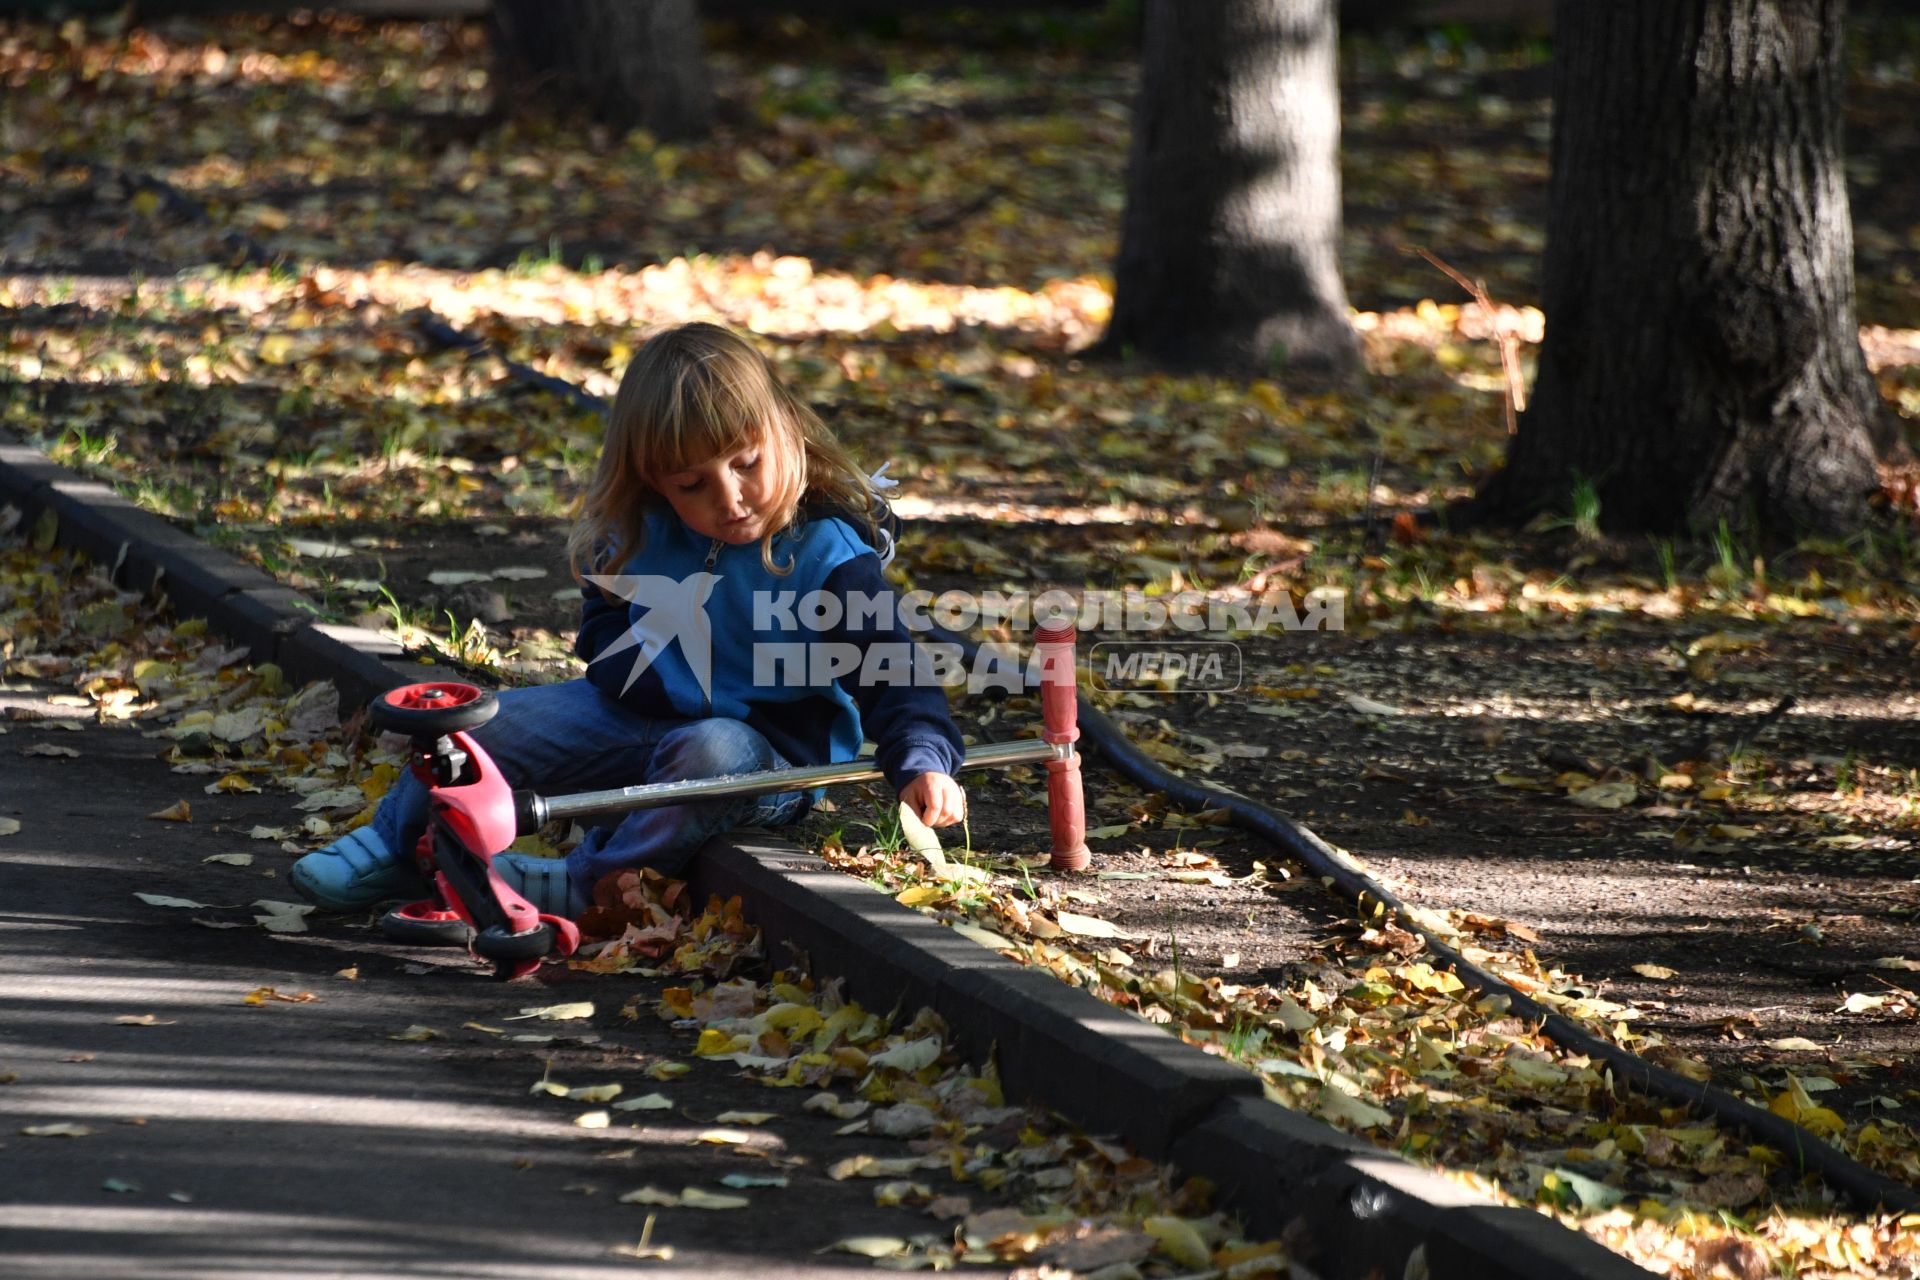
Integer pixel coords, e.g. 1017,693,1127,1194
583,572,724,698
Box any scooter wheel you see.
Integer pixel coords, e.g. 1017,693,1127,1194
474,922,553,964
381,904,473,948
370,682,498,736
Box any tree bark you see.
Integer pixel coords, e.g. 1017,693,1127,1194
1098,0,1360,378
1480,0,1882,537
492,0,712,141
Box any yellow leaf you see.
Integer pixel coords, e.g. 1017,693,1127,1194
696,1028,744,1056
695,1128,754,1146
507,1001,593,1021
389,1025,439,1042
1398,962,1464,994
618,1186,681,1206
1143,1216,1213,1269
568,1084,623,1103
574,1111,611,1128
1631,964,1677,980
678,1186,749,1210
258,334,294,365
1316,1085,1392,1130
1055,910,1129,939
714,1111,774,1126
647,1061,690,1080
146,799,192,823
895,885,944,907
827,1154,921,1180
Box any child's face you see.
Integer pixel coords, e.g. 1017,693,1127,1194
655,436,777,546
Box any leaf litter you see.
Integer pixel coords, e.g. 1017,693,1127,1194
5,13,1920,1275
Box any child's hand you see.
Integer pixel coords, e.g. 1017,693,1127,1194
901,771,967,827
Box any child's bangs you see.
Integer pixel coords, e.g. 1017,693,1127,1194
639,373,768,478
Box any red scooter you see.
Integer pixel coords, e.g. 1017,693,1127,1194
363,623,1089,979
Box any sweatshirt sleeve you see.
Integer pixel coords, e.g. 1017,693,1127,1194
574,579,630,666
820,554,964,792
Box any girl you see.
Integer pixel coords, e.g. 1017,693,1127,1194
291,322,967,919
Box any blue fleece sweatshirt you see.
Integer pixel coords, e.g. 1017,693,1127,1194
573,506,964,792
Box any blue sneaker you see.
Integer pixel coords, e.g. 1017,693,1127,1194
289,827,426,911
492,852,586,919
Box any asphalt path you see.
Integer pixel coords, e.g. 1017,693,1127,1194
0,676,1003,1279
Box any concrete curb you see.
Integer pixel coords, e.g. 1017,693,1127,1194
1,439,1653,1280
0,442,448,706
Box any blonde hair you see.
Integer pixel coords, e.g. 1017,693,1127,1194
568,322,883,583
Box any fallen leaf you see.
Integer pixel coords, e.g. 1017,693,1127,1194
507,1001,594,1021
115,1014,175,1026
828,1154,923,1180
713,1110,774,1125
0,817,19,836
1343,692,1404,716
821,1236,908,1258
618,1186,681,1206
1142,1216,1213,1270
1055,910,1130,939
134,893,210,909
678,1186,749,1210
21,1123,92,1137
1569,781,1636,810
575,1111,612,1128
695,1128,755,1146
202,853,254,867
1631,963,1677,980
613,1093,675,1112
719,1173,788,1189
146,800,192,822
868,1038,942,1072
1317,1085,1392,1130
389,1025,439,1041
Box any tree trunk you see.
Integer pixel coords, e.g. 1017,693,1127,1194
1098,0,1360,377
492,0,712,141
1480,0,1882,537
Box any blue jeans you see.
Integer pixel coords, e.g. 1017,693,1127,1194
365,679,808,903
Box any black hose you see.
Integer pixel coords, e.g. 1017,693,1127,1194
1074,690,1920,1215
